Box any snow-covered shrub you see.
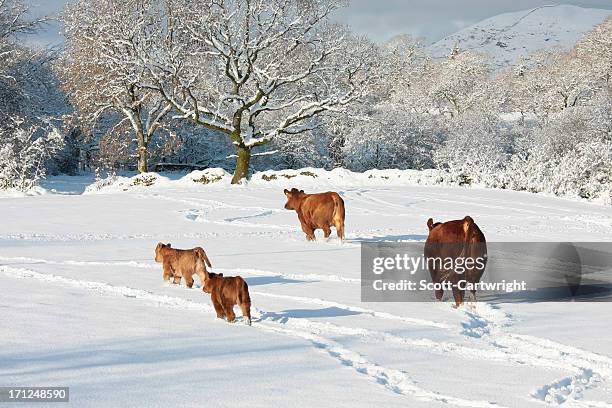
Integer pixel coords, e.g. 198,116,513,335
132,174,158,187
506,94,612,201
180,168,230,186
342,103,441,171
85,173,121,193
433,112,512,187
192,173,223,184
0,119,64,191
557,141,612,201
266,128,331,171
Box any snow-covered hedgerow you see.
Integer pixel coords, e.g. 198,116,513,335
0,119,64,192
83,167,453,194
83,165,611,205
83,168,232,194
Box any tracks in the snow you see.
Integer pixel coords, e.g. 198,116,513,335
458,305,612,406
2,254,612,406
0,265,502,407
0,255,359,283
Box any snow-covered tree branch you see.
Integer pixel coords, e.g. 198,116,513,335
60,0,172,173
138,0,374,183
0,118,63,191
0,0,49,120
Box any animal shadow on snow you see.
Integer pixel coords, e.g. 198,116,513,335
479,283,612,304
349,234,428,243
261,307,361,323
0,335,296,380
244,276,310,286
166,276,306,289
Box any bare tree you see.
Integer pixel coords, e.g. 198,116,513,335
0,0,48,119
139,0,373,183
0,0,43,73
0,1,65,191
60,0,172,173
420,49,492,118
500,18,611,121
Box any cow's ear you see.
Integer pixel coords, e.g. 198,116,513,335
284,189,289,194
167,243,171,247
299,189,304,194
284,189,291,197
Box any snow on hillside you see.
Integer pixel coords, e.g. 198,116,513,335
428,5,612,68
1,174,612,407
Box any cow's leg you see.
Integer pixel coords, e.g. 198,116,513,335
430,270,443,300
323,225,331,239
435,287,444,301
196,269,206,287
184,272,194,288
298,214,316,241
223,300,236,323
301,224,316,241
211,292,225,319
451,284,465,308
173,275,181,285
162,261,173,282
240,302,252,326
335,220,345,241
466,291,477,310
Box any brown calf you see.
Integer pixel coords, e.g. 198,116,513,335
424,216,487,307
154,243,212,288
203,271,252,326
283,188,345,241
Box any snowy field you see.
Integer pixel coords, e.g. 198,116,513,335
1,171,612,407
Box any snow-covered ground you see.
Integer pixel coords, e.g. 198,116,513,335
428,5,611,68
1,171,612,407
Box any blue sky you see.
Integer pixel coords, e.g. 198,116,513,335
24,0,612,47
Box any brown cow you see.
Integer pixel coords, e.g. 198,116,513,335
283,188,345,241
424,216,487,307
202,271,251,326
154,243,212,288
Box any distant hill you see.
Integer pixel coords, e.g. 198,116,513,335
428,5,611,68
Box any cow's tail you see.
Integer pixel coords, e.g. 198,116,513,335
239,279,251,306
238,278,252,325
195,247,212,268
461,216,487,292
332,193,345,241
460,216,475,259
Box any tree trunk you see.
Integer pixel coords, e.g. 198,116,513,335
231,145,251,184
137,143,148,173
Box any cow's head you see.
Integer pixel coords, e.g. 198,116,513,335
202,269,219,294
284,188,305,210
154,242,171,262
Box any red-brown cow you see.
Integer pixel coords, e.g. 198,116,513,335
202,270,252,326
424,216,487,307
283,188,345,241
154,243,212,288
